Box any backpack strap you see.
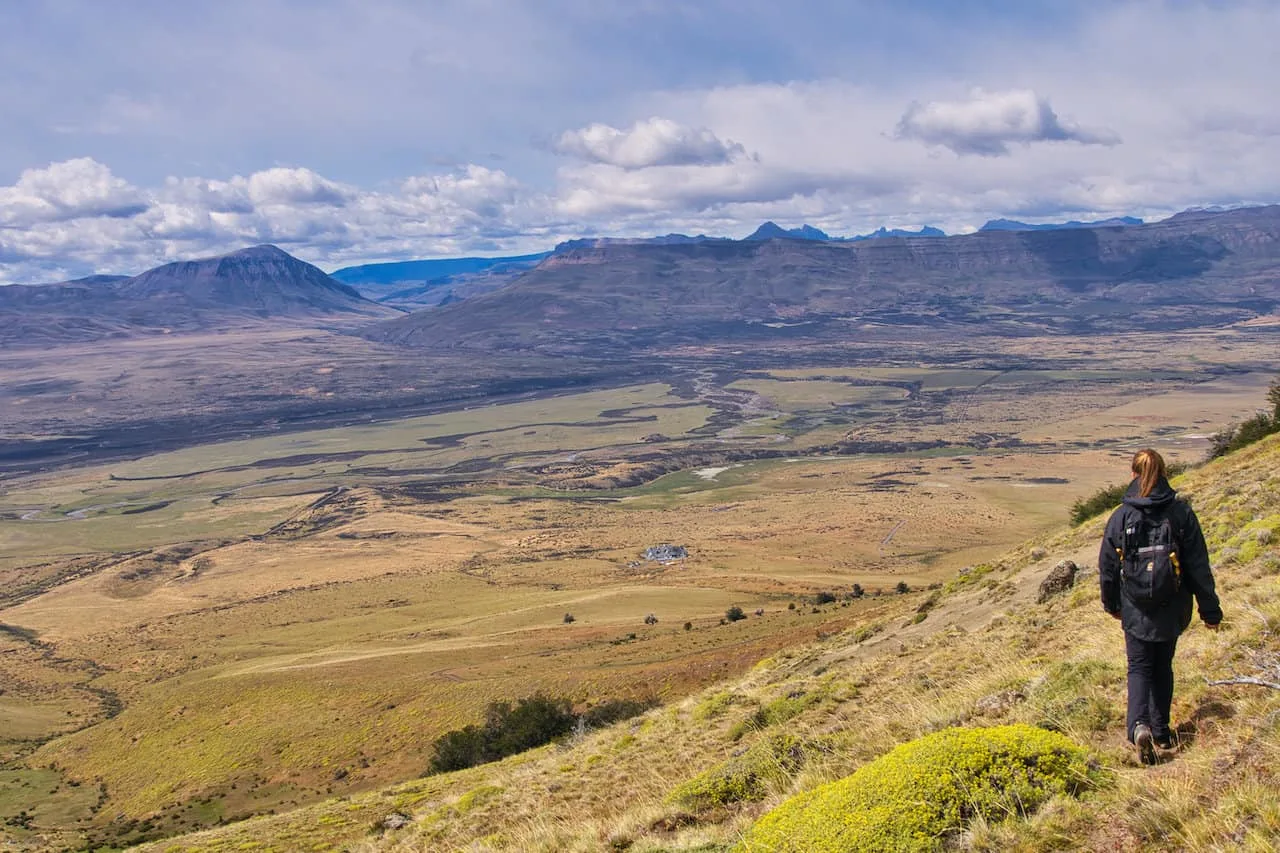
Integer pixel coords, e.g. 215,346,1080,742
1166,501,1186,585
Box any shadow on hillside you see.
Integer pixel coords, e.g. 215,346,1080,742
1170,698,1236,753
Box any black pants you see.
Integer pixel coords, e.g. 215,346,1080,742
1125,633,1178,742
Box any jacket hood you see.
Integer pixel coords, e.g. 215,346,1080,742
1122,475,1176,509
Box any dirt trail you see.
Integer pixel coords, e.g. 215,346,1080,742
217,636,513,677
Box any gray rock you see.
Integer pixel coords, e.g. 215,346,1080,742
382,812,411,830
1037,560,1078,603
974,689,1026,717
644,544,687,562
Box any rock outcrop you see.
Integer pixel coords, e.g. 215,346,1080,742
1037,560,1079,603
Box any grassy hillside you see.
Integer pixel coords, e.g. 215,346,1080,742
121,434,1280,852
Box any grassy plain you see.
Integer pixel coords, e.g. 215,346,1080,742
0,326,1276,849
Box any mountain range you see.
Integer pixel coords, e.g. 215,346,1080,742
364,205,1280,353
326,217,1141,301
978,216,1144,232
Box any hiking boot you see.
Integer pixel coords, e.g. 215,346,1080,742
1155,732,1176,751
1134,723,1157,765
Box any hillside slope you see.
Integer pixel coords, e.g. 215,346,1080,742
131,435,1280,852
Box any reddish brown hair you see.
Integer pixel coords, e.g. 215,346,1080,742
1131,448,1167,498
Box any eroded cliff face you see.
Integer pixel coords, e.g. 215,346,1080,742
367,206,1280,351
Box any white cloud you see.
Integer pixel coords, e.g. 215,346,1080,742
160,176,254,214
895,89,1120,156
0,158,149,226
401,165,521,218
247,167,353,206
556,117,746,169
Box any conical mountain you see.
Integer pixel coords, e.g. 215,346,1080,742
118,244,380,315
0,245,396,346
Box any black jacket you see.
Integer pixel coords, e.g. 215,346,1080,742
1098,477,1222,642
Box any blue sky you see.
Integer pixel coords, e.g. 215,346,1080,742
2,0,1278,282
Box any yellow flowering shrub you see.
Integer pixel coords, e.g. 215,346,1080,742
737,724,1091,852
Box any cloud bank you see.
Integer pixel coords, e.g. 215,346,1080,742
0,160,534,282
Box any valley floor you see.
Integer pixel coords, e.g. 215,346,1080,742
0,327,1276,851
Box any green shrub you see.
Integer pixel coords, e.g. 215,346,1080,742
693,691,741,721
728,692,821,740
1069,482,1128,526
430,693,656,774
737,724,1092,852
428,694,577,774
851,621,884,643
580,697,657,728
725,605,747,623
429,725,490,773
1208,378,1280,458
668,734,809,811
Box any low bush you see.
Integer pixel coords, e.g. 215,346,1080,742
428,692,653,774
580,697,658,728
668,733,809,811
429,694,574,773
725,606,747,623
728,691,822,741
737,724,1093,852
1069,481,1128,526
1208,379,1280,459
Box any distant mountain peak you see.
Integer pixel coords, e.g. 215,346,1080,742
849,225,946,241
227,244,295,260
115,243,389,318
746,222,830,241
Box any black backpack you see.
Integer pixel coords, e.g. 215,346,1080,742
1119,506,1182,606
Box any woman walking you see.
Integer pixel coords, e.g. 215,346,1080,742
1098,448,1222,764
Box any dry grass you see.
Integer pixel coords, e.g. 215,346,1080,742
117,433,1280,853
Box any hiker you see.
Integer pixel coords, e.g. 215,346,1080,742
1098,448,1222,764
